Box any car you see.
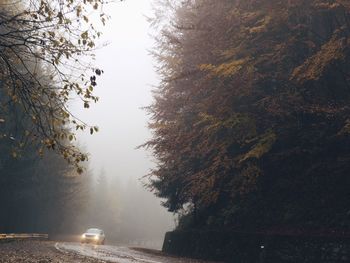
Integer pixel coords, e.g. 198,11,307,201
81,228,105,245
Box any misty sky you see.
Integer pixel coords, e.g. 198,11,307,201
74,0,174,234
76,0,157,181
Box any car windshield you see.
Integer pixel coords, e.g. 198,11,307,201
86,229,101,234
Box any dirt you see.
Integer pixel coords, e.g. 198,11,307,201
0,240,108,263
0,240,220,263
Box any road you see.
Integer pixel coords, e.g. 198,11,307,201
0,240,217,263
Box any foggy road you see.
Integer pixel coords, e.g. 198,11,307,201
55,242,217,263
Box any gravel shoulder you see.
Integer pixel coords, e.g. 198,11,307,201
0,240,107,263
0,240,219,263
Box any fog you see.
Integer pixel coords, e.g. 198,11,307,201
73,0,174,248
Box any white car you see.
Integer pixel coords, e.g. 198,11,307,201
81,228,105,245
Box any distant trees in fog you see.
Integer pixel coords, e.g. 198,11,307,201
0,89,90,233
85,171,173,246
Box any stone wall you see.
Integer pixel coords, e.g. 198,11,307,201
162,230,350,262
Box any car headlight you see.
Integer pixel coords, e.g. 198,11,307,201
82,234,86,238
94,235,99,240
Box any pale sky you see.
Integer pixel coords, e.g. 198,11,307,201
76,0,157,181
74,0,175,239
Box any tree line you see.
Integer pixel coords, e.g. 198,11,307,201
0,0,171,239
0,0,104,234
146,0,350,232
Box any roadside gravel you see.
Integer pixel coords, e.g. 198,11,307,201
0,240,220,263
0,240,108,263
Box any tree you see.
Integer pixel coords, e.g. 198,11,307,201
146,0,350,230
0,0,107,170
0,96,91,234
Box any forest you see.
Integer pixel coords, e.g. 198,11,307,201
0,0,172,245
1,0,350,259
0,0,104,233
146,0,350,233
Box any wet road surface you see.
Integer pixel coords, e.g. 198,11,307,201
56,242,216,263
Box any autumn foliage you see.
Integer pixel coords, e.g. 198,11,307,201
0,0,106,171
146,0,350,230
